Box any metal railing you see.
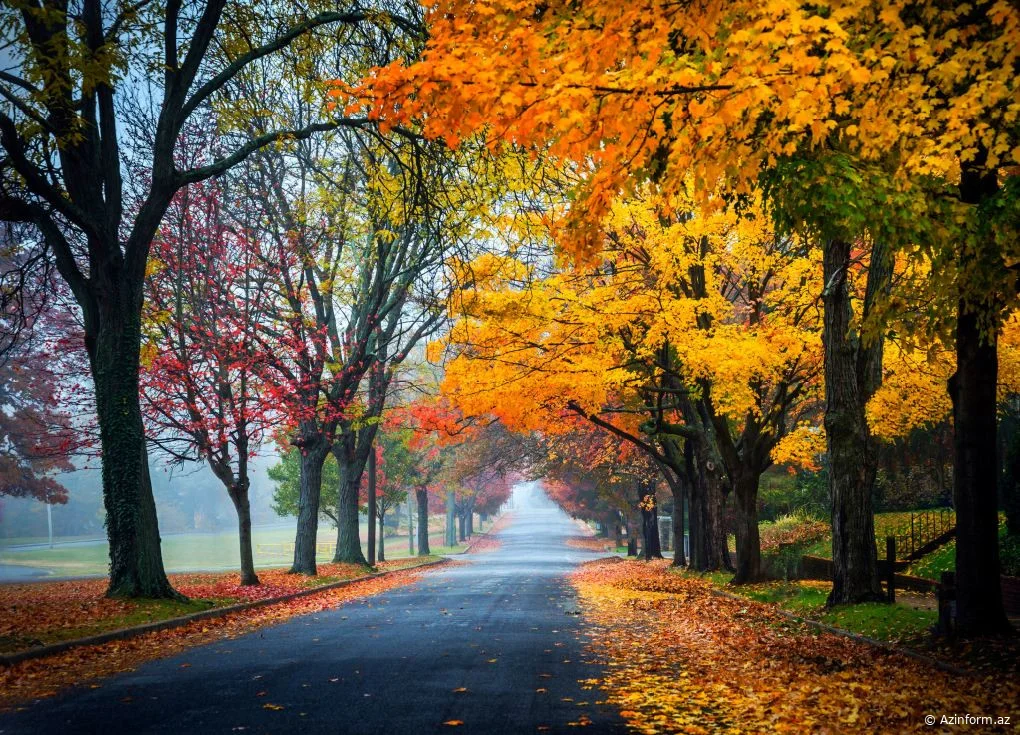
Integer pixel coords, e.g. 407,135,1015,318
878,508,955,561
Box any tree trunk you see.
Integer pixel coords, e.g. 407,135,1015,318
446,492,456,547
416,487,430,556
639,486,663,560
950,305,1011,634
228,485,259,586
823,238,883,605
333,472,367,565
377,511,386,562
90,298,177,599
731,472,764,583
666,477,686,567
613,519,623,548
685,438,725,572
290,438,329,575
466,510,474,537
367,449,376,566
458,511,467,542
408,501,415,555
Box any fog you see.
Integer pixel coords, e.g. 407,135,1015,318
0,452,286,541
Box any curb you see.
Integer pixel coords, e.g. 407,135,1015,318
453,511,508,554
457,531,493,554
703,584,971,677
0,557,449,668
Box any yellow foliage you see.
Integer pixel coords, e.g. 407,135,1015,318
440,190,822,443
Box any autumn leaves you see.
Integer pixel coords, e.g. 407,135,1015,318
351,0,1020,632
572,559,1019,733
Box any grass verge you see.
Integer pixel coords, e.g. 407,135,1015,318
675,569,936,644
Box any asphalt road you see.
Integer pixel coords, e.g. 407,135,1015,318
0,484,629,735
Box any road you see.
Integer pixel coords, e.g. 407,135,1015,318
0,484,628,734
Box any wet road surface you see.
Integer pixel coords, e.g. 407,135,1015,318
0,483,628,734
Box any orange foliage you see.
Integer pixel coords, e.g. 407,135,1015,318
565,536,616,553
359,2,1020,257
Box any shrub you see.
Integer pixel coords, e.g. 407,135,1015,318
759,512,831,580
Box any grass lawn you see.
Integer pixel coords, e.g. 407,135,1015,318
909,520,1020,578
0,516,489,578
676,569,936,644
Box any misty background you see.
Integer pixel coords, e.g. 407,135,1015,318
0,453,285,541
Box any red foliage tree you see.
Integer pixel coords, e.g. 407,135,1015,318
0,254,82,508
142,175,275,586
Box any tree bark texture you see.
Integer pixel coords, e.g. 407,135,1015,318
91,293,176,599
416,487,430,556
823,238,883,605
333,433,370,566
639,484,663,560
731,471,763,584
228,485,259,586
334,473,368,565
290,437,330,575
950,305,1011,634
683,436,725,572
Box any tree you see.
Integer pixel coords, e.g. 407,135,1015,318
365,0,1019,631
388,398,466,556
238,116,458,573
0,327,75,506
440,192,821,581
0,0,419,598
142,170,274,586
369,429,412,562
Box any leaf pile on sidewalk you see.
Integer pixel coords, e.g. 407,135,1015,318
464,534,502,553
0,563,433,709
464,513,514,553
572,558,1018,734
565,536,616,553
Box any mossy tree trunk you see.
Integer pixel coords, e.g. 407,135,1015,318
90,278,177,599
